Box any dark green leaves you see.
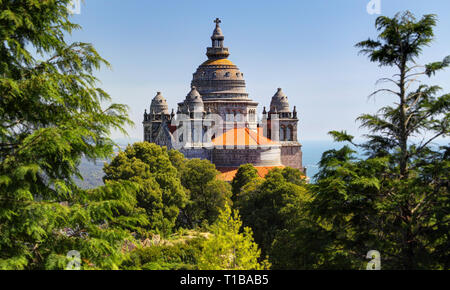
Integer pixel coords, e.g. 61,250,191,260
425,55,450,76
0,0,136,269
103,142,188,236
356,12,436,67
315,11,450,269
328,130,354,143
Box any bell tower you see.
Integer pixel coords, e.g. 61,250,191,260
263,88,303,171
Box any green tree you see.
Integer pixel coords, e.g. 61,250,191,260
121,234,206,270
0,0,145,269
103,142,188,236
236,167,310,257
179,159,232,227
271,146,376,270
168,149,186,176
281,166,306,186
313,11,449,269
45,181,149,270
231,163,259,200
197,204,269,270
269,216,354,270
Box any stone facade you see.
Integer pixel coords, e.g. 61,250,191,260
143,18,304,173
280,144,303,170
212,146,282,167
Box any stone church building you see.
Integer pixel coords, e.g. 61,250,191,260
143,19,304,180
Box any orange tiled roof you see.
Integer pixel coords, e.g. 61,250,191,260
212,127,275,147
216,166,285,182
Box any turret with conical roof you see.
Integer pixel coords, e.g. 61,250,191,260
143,91,174,144
184,86,204,113
264,88,299,143
270,88,290,113
150,91,169,115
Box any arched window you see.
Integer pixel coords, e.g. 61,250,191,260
280,125,286,141
250,109,256,122
286,126,292,141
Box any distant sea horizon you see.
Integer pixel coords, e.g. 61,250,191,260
112,138,345,180
301,140,346,180
110,138,368,181
76,138,448,188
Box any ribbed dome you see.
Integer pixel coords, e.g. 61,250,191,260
270,88,290,113
150,92,169,114
191,18,248,100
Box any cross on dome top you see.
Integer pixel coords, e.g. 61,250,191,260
207,18,229,59
211,18,224,38
210,17,225,50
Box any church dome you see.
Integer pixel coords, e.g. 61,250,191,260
184,86,204,113
150,92,169,114
191,18,248,100
270,88,290,113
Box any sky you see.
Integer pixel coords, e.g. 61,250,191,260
67,0,450,142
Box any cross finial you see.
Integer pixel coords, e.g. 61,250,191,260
214,18,221,26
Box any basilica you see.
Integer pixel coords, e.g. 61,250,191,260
143,19,304,180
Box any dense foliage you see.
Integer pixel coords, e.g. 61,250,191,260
231,163,259,199
197,205,269,270
103,142,188,236
121,232,206,270
313,12,449,269
235,167,309,257
178,158,232,228
0,0,142,269
265,12,449,270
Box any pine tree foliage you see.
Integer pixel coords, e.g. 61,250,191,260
235,167,310,257
197,204,269,270
179,159,232,228
231,164,259,198
0,0,141,269
314,11,449,269
43,181,148,270
103,142,188,236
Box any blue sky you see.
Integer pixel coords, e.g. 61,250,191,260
68,0,450,141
